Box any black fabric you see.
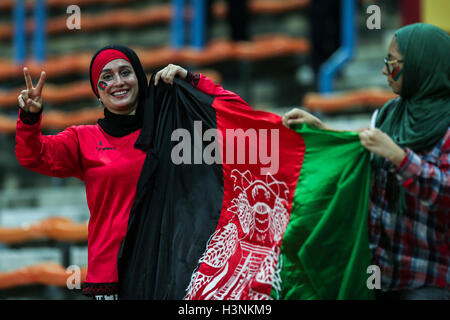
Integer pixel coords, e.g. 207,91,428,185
19,106,42,125
97,108,141,137
117,76,223,299
90,44,149,136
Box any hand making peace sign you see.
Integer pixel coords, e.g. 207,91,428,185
18,67,46,113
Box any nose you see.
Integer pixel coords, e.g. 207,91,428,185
382,64,389,76
112,73,125,86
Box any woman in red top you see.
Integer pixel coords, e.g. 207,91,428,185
15,45,217,299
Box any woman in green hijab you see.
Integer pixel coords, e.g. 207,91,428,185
283,23,450,300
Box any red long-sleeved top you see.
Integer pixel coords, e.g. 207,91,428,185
15,113,146,291
15,74,249,295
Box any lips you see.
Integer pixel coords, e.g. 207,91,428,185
111,89,129,98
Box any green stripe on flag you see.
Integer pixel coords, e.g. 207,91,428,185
272,124,375,300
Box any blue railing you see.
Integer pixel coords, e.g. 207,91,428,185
171,0,185,49
318,0,356,94
34,0,47,64
13,0,47,65
171,0,206,50
13,0,26,64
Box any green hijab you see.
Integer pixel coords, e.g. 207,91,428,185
376,23,450,150
374,23,450,213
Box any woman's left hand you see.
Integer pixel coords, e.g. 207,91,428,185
154,64,188,86
359,128,406,166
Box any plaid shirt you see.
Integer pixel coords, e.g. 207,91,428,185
369,128,450,291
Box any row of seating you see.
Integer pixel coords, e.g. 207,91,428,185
0,69,222,108
0,0,145,11
0,0,309,13
0,217,88,244
0,262,87,290
0,86,395,134
0,35,309,82
303,89,397,112
0,107,103,134
0,0,309,40
1,82,396,111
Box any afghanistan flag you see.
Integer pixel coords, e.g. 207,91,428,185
117,75,374,300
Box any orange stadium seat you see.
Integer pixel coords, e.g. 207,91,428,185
0,262,87,290
0,35,309,81
0,87,394,134
0,0,141,11
0,217,88,244
302,89,397,112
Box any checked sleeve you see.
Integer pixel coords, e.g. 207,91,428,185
394,128,450,210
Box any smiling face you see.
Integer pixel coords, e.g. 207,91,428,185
97,59,139,115
382,36,404,95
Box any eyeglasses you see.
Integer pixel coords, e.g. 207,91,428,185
384,57,403,74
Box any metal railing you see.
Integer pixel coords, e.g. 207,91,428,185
171,0,207,50
318,0,356,93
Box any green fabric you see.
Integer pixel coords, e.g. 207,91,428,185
272,125,374,300
375,23,450,214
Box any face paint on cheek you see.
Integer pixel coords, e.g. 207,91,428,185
98,81,108,91
391,66,403,81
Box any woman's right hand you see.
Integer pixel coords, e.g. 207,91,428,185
282,108,325,129
18,67,46,113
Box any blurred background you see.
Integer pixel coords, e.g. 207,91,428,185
0,0,448,299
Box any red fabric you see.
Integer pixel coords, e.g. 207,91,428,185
185,75,305,299
188,73,253,111
91,49,131,96
15,111,146,286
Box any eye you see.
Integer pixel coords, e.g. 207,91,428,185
102,73,113,81
121,69,131,77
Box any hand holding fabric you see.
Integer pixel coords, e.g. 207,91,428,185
154,64,187,86
359,128,406,166
282,108,326,129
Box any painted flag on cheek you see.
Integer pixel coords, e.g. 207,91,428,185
117,75,374,300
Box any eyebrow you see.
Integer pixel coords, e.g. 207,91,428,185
101,65,132,74
387,53,403,60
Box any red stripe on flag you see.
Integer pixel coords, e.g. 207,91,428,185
185,100,305,300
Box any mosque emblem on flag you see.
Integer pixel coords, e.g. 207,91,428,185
185,170,290,300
